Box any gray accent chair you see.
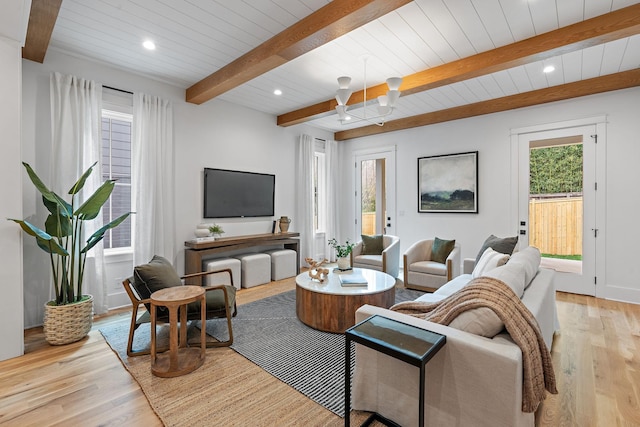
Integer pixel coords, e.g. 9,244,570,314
403,239,461,291
350,235,400,278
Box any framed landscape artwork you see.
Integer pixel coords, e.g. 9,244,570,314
418,151,478,213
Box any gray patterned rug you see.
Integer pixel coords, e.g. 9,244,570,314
203,288,424,417
101,287,424,417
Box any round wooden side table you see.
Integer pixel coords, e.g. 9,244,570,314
150,285,206,377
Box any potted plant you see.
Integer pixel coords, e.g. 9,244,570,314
9,162,131,345
328,238,355,270
208,223,225,239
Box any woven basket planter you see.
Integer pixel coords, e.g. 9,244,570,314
43,295,94,345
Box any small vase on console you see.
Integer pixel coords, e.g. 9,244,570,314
278,216,292,233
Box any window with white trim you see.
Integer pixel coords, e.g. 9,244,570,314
101,109,132,250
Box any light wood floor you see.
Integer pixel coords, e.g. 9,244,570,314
1,282,639,426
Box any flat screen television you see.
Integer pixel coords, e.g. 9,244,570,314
203,168,275,218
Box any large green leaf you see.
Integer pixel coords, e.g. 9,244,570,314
43,193,73,218
22,162,58,204
68,161,97,195
8,219,68,255
82,212,133,253
74,180,116,220
45,212,72,238
36,236,68,256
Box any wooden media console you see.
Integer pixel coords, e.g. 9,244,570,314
184,232,300,285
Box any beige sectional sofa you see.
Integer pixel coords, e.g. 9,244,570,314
352,246,558,427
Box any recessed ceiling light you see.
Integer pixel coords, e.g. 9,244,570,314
143,40,156,50
543,65,555,73
273,89,282,96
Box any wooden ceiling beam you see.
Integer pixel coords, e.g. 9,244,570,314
185,0,412,105
334,69,640,141
278,3,640,127
22,0,62,63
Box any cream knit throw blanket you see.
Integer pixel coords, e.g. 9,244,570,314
391,276,557,412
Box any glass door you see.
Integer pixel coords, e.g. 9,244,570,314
517,125,597,295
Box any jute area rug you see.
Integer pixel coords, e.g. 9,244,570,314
100,287,423,426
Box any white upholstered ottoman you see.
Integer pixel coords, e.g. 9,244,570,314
204,257,241,290
233,253,271,288
265,249,297,280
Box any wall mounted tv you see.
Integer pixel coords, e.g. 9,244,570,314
203,168,275,218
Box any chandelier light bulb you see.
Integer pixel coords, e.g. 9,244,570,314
386,77,402,91
335,88,352,106
337,76,351,89
377,95,388,107
386,90,400,107
336,105,348,120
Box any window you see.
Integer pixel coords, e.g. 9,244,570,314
313,140,327,233
101,110,132,250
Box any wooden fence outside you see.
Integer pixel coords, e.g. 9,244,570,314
529,197,582,255
361,212,376,236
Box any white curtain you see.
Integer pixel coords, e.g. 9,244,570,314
325,139,340,260
295,134,314,263
49,72,107,313
132,93,175,266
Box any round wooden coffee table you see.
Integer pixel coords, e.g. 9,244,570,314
150,285,206,377
295,268,396,333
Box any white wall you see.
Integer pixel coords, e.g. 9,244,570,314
21,50,332,325
0,35,25,360
338,87,640,304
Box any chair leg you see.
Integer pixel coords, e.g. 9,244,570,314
127,304,151,357
204,302,234,348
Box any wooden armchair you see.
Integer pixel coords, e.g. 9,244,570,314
122,267,237,357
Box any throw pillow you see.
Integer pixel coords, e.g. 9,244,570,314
448,307,504,338
133,255,182,301
474,234,518,265
507,246,541,290
471,247,510,278
483,262,527,298
431,237,455,264
361,234,384,255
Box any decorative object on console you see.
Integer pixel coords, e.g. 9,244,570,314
208,223,224,239
306,257,330,282
194,224,211,238
335,56,402,126
278,216,291,233
328,238,355,270
418,151,478,213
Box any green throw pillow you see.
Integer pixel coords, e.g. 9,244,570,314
133,255,182,301
474,235,518,265
361,234,384,255
431,237,456,264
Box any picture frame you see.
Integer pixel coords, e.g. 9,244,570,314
418,151,478,213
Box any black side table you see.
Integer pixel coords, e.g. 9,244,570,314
345,315,446,427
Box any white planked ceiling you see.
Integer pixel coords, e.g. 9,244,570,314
47,0,640,132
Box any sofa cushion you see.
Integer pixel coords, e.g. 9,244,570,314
507,246,541,289
475,234,518,265
431,237,455,263
409,260,447,276
471,247,510,278
361,234,384,255
354,254,382,267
